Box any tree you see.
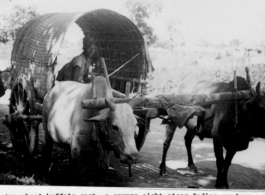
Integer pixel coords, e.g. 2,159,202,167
166,19,184,49
125,0,162,46
0,5,38,42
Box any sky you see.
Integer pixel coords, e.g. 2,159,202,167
1,0,265,45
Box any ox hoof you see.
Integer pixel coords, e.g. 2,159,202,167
188,166,198,173
215,181,229,189
159,169,168,176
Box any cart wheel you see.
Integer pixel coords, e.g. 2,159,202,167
9,76,39,160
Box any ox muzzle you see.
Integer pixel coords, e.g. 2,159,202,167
119,152,138,164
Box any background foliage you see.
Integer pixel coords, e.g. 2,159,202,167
146,47,265,95
0,5,38,43
125,0,162,46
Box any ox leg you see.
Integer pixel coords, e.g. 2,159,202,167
221,149,236,189
159,121,177,176
29,120,40,157
70,135,104,186
42,132,54,172
41,106,54,173
38,132,54,183
145,108,159,131
184,128,197,172
211,102,228,189
213,136,224,188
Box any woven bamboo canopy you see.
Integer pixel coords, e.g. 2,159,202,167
11,9,153,95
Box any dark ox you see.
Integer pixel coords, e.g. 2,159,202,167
146,77,265,188
0,68,11,97
0,74,5,97
42,76,139,182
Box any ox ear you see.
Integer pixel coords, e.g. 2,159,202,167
134,115,146,126
0,76,5,97
244,82,262,111
134,115,148,151
243,95,256,111
87,110,109,122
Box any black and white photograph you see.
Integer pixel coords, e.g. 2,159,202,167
0,0,265,193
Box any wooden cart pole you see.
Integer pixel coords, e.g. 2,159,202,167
137,74,143,94
125,82,131,98
245,51,252,88
233,49,238,127
109,53,139,77
100,58,112,97
91,75,96,98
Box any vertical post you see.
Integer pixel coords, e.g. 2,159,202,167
90,75,97,139
125,82,131,98
100,57,112,98
245,50,252,88
91,75,96,98
137,74,143,94
245,50,249,69
233,49,238,127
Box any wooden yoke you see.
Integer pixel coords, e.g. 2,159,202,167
81,90,252,110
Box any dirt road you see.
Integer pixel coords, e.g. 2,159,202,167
0,95,264,189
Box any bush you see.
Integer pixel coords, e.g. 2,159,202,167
146,47,265,95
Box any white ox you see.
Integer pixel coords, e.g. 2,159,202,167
42,76,139,180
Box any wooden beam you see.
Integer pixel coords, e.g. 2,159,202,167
100,57,112,97
82,90,252,109
125,82,131,98
91,76,96,98
109,53,139,77
137,74,143,94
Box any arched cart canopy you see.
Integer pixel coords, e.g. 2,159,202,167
11,9,153,83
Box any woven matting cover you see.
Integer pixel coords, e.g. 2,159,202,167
12,13,81,65
11,9,153,80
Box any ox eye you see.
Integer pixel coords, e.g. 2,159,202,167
112,125,119,131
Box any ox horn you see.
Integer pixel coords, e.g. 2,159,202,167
105,98,116,112
256,82,261,97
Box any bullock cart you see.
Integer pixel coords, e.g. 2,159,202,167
3,9,153,160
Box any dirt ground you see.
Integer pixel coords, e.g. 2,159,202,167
0,99,265,189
